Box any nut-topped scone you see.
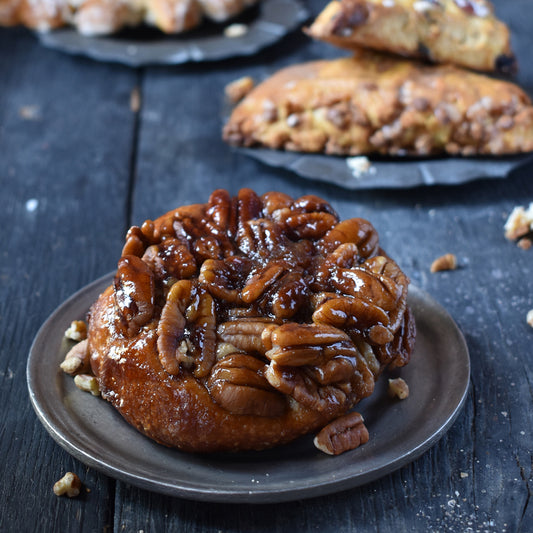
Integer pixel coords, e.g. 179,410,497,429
0,0,258,35
223,50,533,156
306,0,516,74
86,189,416,454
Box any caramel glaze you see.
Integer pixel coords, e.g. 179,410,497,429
88,189,416,452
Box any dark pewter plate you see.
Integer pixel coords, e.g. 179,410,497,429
27,273,470,503
236,148,533,190
36,0,308,66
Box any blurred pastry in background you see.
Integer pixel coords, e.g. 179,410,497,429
223,49,533,157
0,0,258,35
306,0,516,74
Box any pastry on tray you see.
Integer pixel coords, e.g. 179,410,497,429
0,0,257,35
83,188,415,454
306,0,516,74
223,50,533,157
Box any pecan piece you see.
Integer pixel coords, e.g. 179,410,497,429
388,377,409,399
430,253,457,273
312,296,389,330
241,263,286,303
217,318,278,355
142,238,197,280
313,412,369,455
114,255,155,337
207,353,286,417
157,280,216,377
318,218,379,257
60,339,90,375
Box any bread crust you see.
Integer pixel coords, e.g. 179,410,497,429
306,0,516,74
223,51,533,156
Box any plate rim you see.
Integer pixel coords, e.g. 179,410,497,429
27,273,470,503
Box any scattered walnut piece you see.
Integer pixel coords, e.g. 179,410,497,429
504,204,533,242
460,472,469,479
527,310,533,328
64,320,87,341
430,253,457,273
313,412,369,455
74,374,100,396
223,23,248,38
53,472,82,497
388,377,409,399
225,76,255,104
60,339,90,375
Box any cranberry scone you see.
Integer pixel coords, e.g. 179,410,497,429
306,0,516,74
86,189,415,454
223,51,533,156
0,0,257,35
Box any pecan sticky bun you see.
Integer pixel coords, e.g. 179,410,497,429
87,189,416,453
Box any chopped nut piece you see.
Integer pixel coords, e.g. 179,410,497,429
74,374,100,396
19,105,41,120
223,23,248,38
430,253,457,273
130,87,141,113
64,320,87,341
60,339,90,375
53,472,82,497
504,204,533,241
527,310,533,328
460,472,469,478
388,377,409,399
517,237,532,250
313,412,369,455
225,76,255,104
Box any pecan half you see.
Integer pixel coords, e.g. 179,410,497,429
114,255,155,336
157,280,216,377
313,412,369,455
207,353,286,416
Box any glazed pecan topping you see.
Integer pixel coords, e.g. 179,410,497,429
111,189,414,420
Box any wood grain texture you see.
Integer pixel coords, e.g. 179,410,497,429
1,0,533,530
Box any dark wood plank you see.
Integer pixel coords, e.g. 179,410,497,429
0,27,136,532
115,0,533,530
1,0,532,530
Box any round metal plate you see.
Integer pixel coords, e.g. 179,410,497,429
236,148,533,190
37,0,308,66
27,273,470,503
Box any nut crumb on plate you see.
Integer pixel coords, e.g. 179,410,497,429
60,339,90,375
53,472,82,497
64,320,87,341
223,23,248,38
527,310,533,328
430,253,457,273
346,156,376,178
74,374,100,396
388,377,409,399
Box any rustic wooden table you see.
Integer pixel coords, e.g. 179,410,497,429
1,0,532,530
